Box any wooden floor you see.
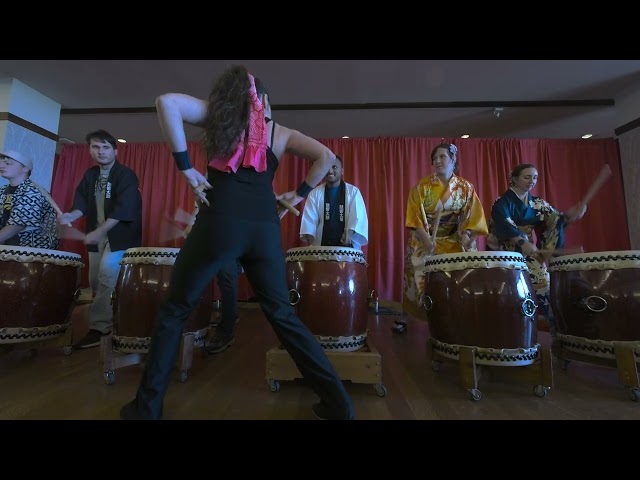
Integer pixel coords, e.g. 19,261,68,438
0,301,638,420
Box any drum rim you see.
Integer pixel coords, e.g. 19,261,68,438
549,250,640,264
286,245,363,254
425,250,526,262
0,245,82,258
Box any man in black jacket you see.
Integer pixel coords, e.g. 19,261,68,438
61,129,142,349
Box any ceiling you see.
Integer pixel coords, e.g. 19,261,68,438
2,60,640,146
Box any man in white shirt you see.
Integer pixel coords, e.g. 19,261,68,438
299,155,368,250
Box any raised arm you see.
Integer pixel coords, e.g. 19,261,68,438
274,127,335,216
155,93,208,152
155,93,212,195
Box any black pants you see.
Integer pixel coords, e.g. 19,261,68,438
130,210,355,419
216,260,241,334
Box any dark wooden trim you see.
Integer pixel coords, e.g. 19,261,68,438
60,99,615,115
0,112,59,141
615,116,640,136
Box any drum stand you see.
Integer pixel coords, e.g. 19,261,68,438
428,337,554,401
99,327,210,385
265,338,387,397
552,335,640,402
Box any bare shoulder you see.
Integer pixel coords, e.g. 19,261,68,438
272,123,331,161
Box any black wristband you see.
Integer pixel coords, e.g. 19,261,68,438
296,181,313,198
172,150,193,171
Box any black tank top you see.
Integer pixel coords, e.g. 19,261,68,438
204,119,280,223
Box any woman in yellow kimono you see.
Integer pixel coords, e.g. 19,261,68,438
397,143,488,333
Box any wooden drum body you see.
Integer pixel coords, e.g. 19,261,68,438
112,247,212,353
549,250,640,362
424,251,539,366
0,246,83,344
285,246,368,352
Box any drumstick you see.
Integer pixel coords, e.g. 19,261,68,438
193,185,210,207
580,164,612,207
32,181,71,227
278,199,300,216
431,207,442,244
182,202,200,238
420,202,429,228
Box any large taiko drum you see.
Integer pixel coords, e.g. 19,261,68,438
285,246,368,352
112,247,212,353
423,251,539,366
548,251,640,360
0,245,83,344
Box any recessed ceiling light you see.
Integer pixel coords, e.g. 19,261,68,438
342,136,349,139
461,134,470,139
581,134,593,139
117,138,127,143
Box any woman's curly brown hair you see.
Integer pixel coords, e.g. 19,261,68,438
201,65,252,160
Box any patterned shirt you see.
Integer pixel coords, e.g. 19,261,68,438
0,178,59,249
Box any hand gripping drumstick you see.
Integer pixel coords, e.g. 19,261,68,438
32,181,72,227
580,164,612,207
278,199,300,216
193,185,210,207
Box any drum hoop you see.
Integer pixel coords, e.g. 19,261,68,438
425,252,527,272
431,338,539,366
548,251,640,271
285,247,367,264
120,247,180,266
0,246,84,267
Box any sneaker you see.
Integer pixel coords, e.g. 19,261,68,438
73,329,109,349
210,315,240,327
205,330,235,354
312,402,354,420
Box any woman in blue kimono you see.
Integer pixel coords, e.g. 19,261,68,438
486,164,586,336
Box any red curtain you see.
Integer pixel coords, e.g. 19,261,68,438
52,137,629,303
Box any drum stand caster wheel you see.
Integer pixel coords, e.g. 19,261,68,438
104,370,115,385
392,321,407,334
63,346,73,355
179,370,189,383
374,383,387,397
431,361,441,371
468,389,482,401
627,388,640,402
533,385,549,397
267,379,280,392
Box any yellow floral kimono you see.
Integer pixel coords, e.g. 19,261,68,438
402,174,488,319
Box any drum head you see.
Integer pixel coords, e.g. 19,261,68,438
0,245,83,267
548,250,640,271
425,250,527,272
120,247,180,266
285,246,366,264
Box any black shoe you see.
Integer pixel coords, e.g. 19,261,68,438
73,329,110,349
120,400,162,420
205,330,235,354
312,402,354,420
392,321,407,334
